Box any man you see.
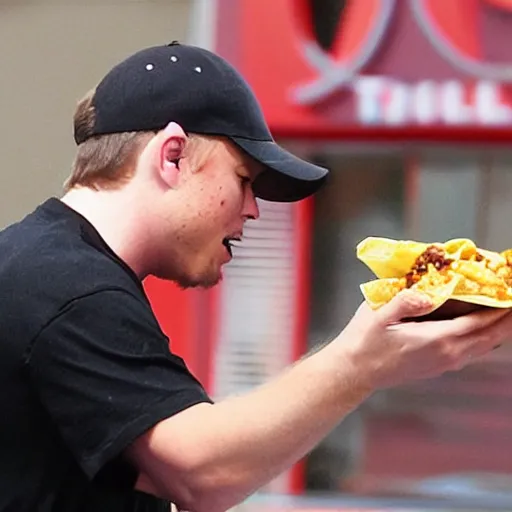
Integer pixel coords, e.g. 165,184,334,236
0,42,510,512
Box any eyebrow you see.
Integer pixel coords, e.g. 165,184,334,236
235,164,251,176
236,161,262,179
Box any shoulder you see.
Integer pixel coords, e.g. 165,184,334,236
0,199,149,348
54,287,163,340
28,287,169,365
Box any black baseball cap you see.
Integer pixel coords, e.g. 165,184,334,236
74,42,329,202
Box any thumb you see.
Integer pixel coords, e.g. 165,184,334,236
376,289,434,325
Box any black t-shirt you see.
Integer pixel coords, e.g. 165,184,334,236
0,198,212,511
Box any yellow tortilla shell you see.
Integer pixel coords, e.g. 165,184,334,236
449,294,512,308
356,237,429,279
357,236,512,310
360,273,463,311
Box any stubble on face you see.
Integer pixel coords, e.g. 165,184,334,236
155,137,256,289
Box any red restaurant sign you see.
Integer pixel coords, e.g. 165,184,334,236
215,0,512,139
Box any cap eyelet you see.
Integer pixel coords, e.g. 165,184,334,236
170,56,178,63
145,64,154,71
194,66,202,73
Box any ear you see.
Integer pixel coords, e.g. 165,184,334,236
159,122,187,188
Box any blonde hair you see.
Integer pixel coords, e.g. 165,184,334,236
65,89,218,192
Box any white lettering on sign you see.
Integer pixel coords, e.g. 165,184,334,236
354,77,512,126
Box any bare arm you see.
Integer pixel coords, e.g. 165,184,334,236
127,292,510,512
128,342,370,512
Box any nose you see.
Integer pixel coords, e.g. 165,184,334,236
243,187,260,220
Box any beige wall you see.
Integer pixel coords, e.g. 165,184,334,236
0,0,195,227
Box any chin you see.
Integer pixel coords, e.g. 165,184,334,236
175,269,223,290
152,258,224,289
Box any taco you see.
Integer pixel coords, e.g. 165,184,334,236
356,237,512,315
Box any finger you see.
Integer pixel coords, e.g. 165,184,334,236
375,289,434,326
458,310,512,356
439,333,495,373
422,306,510,341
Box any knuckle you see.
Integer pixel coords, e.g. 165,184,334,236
436,337,452,357
475,332,495,348
436,339,461,369
446,351,463,371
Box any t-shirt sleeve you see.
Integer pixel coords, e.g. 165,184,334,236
25,288,213,480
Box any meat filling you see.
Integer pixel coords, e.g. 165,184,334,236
405,245,453,288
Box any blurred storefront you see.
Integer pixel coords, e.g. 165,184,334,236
148,0,512,505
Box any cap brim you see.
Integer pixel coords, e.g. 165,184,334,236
230,137,329,202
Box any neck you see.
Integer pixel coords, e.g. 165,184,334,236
60,186,155,279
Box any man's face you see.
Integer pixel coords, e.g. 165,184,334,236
155,137,262,288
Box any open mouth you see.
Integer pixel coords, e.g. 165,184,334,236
222,236,242,258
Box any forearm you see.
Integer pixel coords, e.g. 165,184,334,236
138,343,373,512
